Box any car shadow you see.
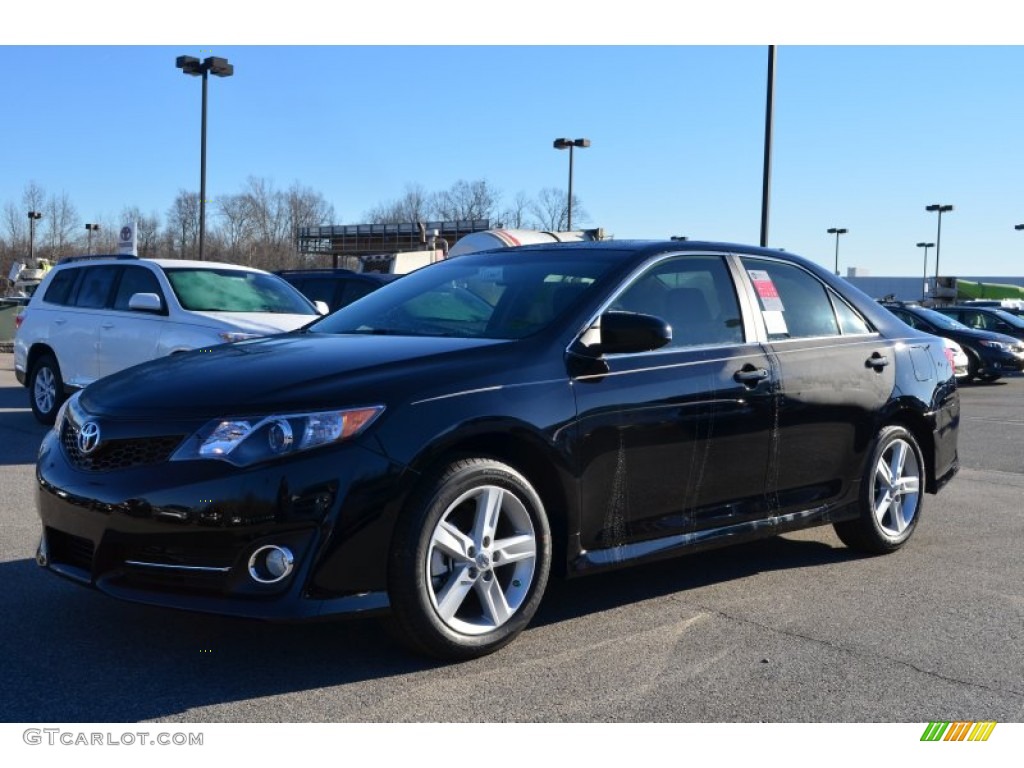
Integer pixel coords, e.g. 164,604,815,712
0,535,858,722
0,386,48,466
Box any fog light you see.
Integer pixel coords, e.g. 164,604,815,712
36,532,49,567
248,545,295,584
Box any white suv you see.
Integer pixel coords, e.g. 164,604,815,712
15,256,323,424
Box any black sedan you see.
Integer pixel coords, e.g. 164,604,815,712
882,302,1024,383
36,241,960,660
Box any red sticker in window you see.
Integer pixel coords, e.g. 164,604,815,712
747,270,785,312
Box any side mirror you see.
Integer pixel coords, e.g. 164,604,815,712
128,292,163,313
590,310,672,355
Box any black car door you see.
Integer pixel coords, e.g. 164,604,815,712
738,256,897,519
572,253,777,560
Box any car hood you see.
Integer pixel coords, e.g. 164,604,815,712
80,332,517,420
187,311,317,334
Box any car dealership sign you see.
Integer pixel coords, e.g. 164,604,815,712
118,222,138,256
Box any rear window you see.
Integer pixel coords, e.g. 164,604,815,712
42,269,80,306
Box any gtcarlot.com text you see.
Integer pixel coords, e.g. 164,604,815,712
23,729,203,747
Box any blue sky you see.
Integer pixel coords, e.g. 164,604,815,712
3,7,1023,277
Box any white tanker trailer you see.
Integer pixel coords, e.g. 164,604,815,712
446,228,606,258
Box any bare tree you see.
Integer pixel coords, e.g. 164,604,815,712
497,191,533,230
167,190,200,259
432,179,501,222
41,192,79,260
528,187,588,232
364,184,431,224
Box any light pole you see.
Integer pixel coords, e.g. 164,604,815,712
552,137,590,231
917,241,934,299
827,227,847,276
925,204,953,287
760,45,776,248
85,223,100,255
176,55,234,260
27,211,42,262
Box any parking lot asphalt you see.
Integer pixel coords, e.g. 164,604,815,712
0,352,1021,723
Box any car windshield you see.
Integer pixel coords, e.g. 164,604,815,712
990,308,1024,327
915,307,970,330
309,249,624,340
165,268,317,315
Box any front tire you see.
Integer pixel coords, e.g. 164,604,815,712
834,426,925,554
388,458,551,660
29,353,66,425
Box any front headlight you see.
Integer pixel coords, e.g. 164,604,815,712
218,331,263,343
53,390,80,436
171,406,384,466
978,340,1009,350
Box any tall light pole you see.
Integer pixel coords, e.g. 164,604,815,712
925,204,953,288
552,137,590,231
85,223,100,256
760,45,776,248
917,241,934,299
176,55,234,260
826,227,847,276
27,211,42,262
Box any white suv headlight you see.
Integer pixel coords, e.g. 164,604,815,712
171,406,384,466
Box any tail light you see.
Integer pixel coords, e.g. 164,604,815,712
14,311,26,331
943,347,956,369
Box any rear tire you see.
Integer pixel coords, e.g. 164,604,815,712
387,458,551,661
834,426,925,554
29,353,66,425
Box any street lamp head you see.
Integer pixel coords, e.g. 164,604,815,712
553,137,590,150
176,55,202,75
916,241,934,248
1015,224,1024,231
27,211,42,220
85,223,100,232
925,204,954,213
207,57,234,77
827,227,847,235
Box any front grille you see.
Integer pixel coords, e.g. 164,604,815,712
47,528,95,572
61,421,183,472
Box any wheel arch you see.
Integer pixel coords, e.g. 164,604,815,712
881,409,937,494
399,428,577,578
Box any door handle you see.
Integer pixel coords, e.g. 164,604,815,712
866,352,889,371
734,365,769,386
101,323,115,329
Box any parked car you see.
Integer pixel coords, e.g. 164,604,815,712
35,241,960,660
932,304,1024,341
880,301,1024,383
942,337,970,380
15,255,323,424
276,269,400,313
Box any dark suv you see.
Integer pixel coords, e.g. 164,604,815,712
881,301,1024,382
276,269,398,313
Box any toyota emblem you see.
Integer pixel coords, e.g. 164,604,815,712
78,422,102,455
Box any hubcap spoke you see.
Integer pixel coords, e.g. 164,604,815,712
471,487,503,548
476,577,512,627
493,534,535,565
432,520,474,563
434,565,475,622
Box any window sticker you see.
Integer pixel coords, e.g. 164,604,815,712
764,310,789,336
747,270,785,312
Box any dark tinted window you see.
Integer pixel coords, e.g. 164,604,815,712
42,269,79,305
73,266,120,309
612,255,743,348
113,266,164,311
742,259,839,340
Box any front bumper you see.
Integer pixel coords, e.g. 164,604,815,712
35,428,403,621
